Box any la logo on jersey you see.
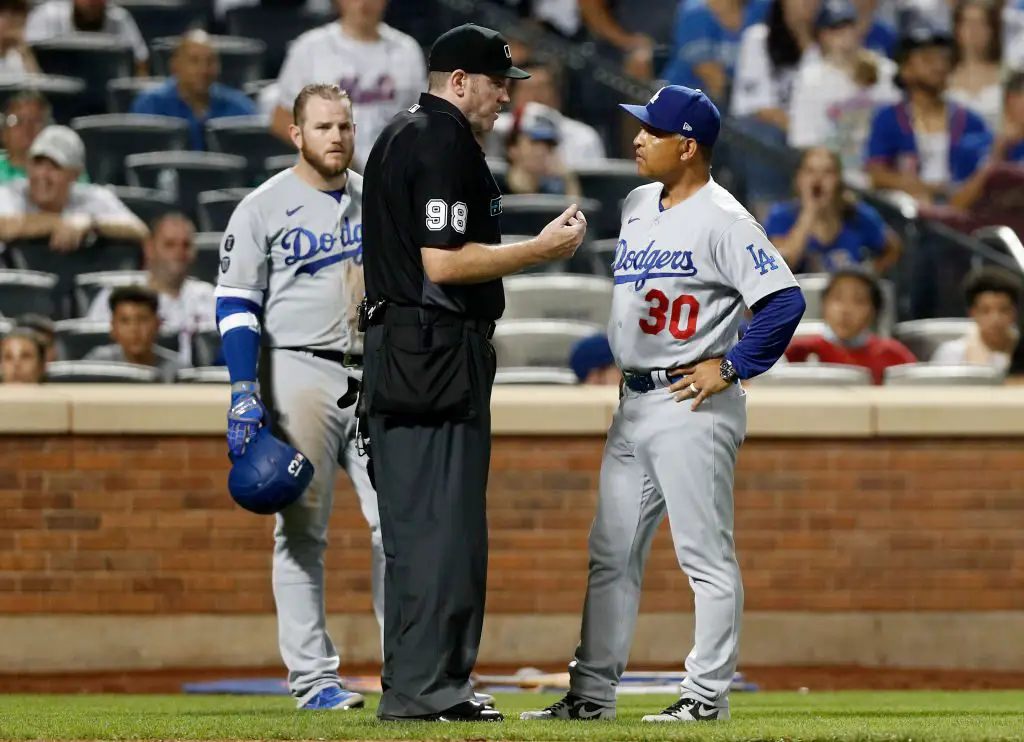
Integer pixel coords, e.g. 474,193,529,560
612,238,697,290
746,243,779,276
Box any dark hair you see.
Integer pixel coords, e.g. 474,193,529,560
824,265,883,314
963,266,1023,308
1,327,45,364
109,285,159,315
1003,69,1024,101
766,0,806,71
952,0,1002,66
148,210,193,235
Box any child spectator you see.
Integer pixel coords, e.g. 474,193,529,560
784,266,916,383
0,326,45,383
932,266,1021,374
766,146,902,273
570,333,621,385
84,286,186,383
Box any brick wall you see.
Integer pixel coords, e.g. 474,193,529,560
2,436,1024,615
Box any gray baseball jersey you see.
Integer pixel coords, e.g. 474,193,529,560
215,168,364,354
608,178,798,371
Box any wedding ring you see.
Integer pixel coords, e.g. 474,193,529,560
689,383,700,394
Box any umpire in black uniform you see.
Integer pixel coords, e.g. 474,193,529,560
357,23,589,722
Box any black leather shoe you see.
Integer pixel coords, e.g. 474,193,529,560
379,700,504,722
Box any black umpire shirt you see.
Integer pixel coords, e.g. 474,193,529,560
362,92,505,321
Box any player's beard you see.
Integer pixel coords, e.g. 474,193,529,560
300,142,350,180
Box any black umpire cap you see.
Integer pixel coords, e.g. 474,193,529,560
428,23,531,79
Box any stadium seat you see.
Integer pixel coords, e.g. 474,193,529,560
71,114,190,185
196,188,252,232
125,151,249,220
176,366,229,383
150,35,266,89
753,362,873,387
53,318,180,360
104,185,179,228
892,318,975,363
118,0,202,45
491,319,604,368
791,319,828,339
502,274,614,325
575,159,647,238
796,273,896,337
263,154,296,180
7,238,143,299
493,367,579,385
192,232,222,284
205,116,294,184
107,76,168,113
223,6,336,78
882,363,1004,386
190,327,221,366
574,237,618,277
498,194,602,237
30,36,135,115
0,74,89,124
0,270,59,317
74,270,149,316
43,360,161,383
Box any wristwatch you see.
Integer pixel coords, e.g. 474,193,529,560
720,358,739,384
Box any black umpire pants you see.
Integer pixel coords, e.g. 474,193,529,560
362,317,497,718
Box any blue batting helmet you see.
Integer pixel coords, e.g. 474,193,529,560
228,426,314,515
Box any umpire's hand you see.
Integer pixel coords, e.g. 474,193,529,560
536,203,588,261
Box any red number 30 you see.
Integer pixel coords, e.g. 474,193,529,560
639,289,700,339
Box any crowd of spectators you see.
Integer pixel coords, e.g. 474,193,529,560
0,0,1021,388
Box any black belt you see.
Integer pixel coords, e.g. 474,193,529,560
623,369,685,393
278,347,363,367
368,303,496,340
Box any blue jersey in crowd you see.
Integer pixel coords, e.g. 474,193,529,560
764,199,888,273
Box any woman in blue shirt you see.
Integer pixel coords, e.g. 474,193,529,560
765,146,902,273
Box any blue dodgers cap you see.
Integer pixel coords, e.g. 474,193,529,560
569,333,615,382
816,0,858,29
619,85,721,146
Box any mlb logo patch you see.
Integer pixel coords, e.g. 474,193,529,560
490,196,502,216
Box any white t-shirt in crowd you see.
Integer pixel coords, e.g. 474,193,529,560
533,0,581,37
730,23,811,117
916,129,951,186
788,52,900,188
85,277,216,335
487,108,607,168
274,22,427,170
0,180,143,223
25,0,149,63
931,337,1012,373
947,83,1003,133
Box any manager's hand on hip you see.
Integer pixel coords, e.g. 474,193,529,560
227,381,266,456
669,358,730,410
537,203,588,260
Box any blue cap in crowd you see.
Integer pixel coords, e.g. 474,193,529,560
619,85,721,147
815,0,858,29
570,334,615,382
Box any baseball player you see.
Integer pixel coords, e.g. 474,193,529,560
214,83,382,711
521,85,806,723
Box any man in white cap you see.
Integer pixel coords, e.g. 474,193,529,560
0,124,148,252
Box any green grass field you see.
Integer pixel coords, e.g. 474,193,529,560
2,691,1024,742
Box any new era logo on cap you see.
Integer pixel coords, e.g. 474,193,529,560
619,84,721,146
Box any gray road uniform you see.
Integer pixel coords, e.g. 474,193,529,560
214,168,383,706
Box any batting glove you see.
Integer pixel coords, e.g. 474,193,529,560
227,381,266,457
